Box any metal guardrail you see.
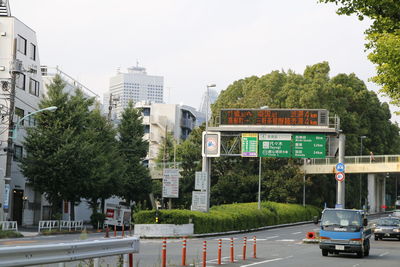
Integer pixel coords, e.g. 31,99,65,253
38,220,83,232
0,237,140,267
0,221,18,231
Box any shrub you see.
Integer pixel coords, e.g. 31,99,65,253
0,230,23,239
90,212,106,229
133,201,321,234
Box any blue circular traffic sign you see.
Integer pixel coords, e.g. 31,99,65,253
336,163,345,172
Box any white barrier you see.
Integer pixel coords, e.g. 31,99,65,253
38,220,59,232
38,220,84,232
60,220,83,231
0,236,140,267
0,221,18,231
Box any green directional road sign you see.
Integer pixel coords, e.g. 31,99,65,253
292,134,326,158
241,133,258,157
259,133,292,157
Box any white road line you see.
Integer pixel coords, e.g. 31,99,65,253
353,264,360,267
265,235,279,239
292,232,302,235
277,239,295,242
379,252,389,257
240,257,283,266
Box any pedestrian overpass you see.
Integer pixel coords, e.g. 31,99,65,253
301,155,400,213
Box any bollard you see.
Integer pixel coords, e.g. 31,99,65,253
161,238,167,267
182,237,187,266
122,225,125,237
217,239,222,265
129,253,133,267
243,237,247,260
202,240,207,267
114,225,117,237
253,236,257,258
230,238,234,263
105,227,110,238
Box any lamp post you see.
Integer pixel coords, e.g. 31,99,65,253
203,84,216,213
12,106,58,139
2,106,57,220
359,136,367,209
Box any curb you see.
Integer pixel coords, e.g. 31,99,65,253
191,220,314,238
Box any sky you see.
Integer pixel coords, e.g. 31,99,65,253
10,0,398,120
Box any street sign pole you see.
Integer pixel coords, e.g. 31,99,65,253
337,134,346,208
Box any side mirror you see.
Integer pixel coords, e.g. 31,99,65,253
363,218,368,226
313,216,319,224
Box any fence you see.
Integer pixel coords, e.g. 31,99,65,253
0,236,140,267
38,220,83,232
0,221,18,231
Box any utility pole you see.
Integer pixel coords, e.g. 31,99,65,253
4,39,18,220
337,134,346,208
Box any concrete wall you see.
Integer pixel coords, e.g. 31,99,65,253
134,224,194,237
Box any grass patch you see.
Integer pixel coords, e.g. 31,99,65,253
0,230,23,239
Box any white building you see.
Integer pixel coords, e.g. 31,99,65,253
104,65,164,120
41,66,100,100
0,0,43,225
135,101,196,173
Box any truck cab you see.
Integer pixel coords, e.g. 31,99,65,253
317,208,371,258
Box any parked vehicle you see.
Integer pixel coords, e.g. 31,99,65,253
316,208,371,258
392,210,400,218
104,202,131,228
373,217,400,241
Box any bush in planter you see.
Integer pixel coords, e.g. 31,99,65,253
133,201,321,234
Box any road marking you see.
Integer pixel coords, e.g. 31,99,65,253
379,252,389,257
292,232,302,235
265,235,279,239
353,264,360,267
277,239,295,242
240,257,283,266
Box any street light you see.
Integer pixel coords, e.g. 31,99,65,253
359,136,367,209
12,106,57,140
203,84,216,213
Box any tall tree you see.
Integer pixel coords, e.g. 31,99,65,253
319,0,400,108
117,101,152,206
21,75,95,217
80,108,126,213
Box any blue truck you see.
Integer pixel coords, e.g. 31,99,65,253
316,208,371,257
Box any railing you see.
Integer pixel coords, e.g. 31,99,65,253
38,220,83,232
308,155,400,165
0,221,18,231
0,236,140,267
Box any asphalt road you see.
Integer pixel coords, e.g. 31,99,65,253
1,220,400,266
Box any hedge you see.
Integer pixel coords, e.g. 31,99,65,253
0,230,23,239
133,201,321,234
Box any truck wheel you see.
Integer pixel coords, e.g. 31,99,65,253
364,240,370,256
322,249,328,256
374,235,378,241
357,250,364,258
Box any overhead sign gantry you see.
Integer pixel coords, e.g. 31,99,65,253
197,108,343,212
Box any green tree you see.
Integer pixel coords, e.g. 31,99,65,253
117,101,152,206
156,132,175,164
80,108,127,214
319,0,400,108
210,62,400,208
21,75,95,217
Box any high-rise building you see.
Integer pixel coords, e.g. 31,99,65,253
0,0,43,224
104,65,164,120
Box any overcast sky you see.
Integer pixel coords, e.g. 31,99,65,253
10,0,397,120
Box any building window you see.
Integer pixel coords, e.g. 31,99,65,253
30,43,36,61
17,35,27,55
27,112,36,126
13,145,23,161
16,73,26,90
142,108,150,116
29,78,40,96
144,125,150,133
15,107,24,126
